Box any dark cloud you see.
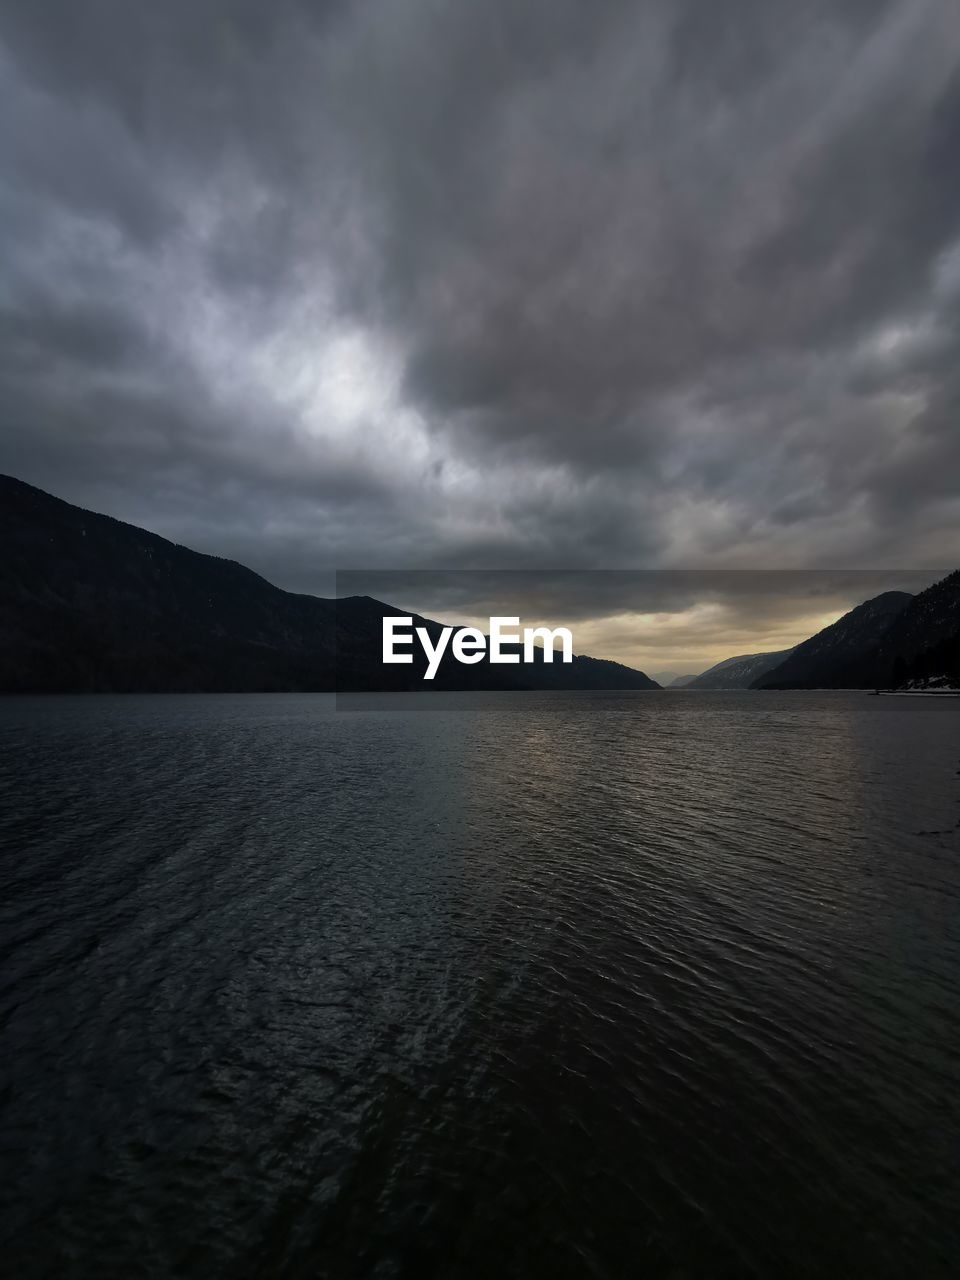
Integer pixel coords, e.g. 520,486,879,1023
1,0,958,650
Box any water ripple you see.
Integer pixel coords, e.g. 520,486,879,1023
0,691,958,1278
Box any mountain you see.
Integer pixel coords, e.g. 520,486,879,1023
650,669,698,687
686,649,794,690
753,592,913,689
1,474,337,692
0,475,658,693
650,669,684,686
874,570,960,687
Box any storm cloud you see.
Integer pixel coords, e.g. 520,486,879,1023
1,0,959,657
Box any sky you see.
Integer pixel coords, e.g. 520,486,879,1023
1,1,959,671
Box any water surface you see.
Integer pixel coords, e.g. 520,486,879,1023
1,692,958,1277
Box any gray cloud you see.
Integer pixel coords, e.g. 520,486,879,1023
1,0,959,636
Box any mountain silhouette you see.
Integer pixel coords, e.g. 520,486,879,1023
0,475,659,693
873,570,960,688
753,592,913,689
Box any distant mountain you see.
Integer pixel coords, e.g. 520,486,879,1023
686,649,794,690
0,475,658,693
650,669,698,687
650,670,684,687
753,592,913,689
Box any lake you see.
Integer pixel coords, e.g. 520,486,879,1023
1,692,958,1277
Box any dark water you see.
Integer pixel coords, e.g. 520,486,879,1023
1,692,959,1279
